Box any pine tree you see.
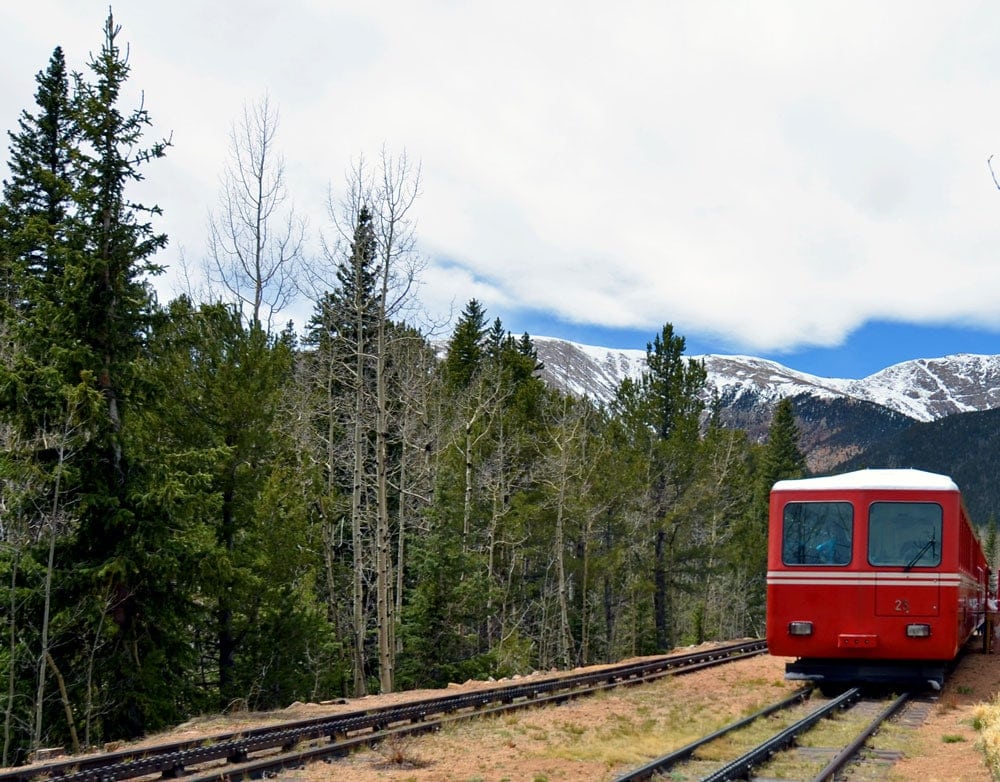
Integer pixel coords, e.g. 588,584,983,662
758,397,807,495
0,44,90,758
517,332,543,372
61,11,172,740
0,46,77,432
443,299,487,390
0,44,80,763
70,11,168,474
0,11,179,750
641,324,707,651
141,298,314,711
484,317,506,363
643,324,707,441
0,45,75,284
308,203,382,696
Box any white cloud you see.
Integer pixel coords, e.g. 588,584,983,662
4,1,1000,353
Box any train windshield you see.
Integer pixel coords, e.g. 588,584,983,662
868,502,942,568
782,502,853,565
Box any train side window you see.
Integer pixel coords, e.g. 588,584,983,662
782,502,853,566
868,502,942,568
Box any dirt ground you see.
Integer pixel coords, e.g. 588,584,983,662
10,643,999,781
888,646,1000,782
285,645,1000,781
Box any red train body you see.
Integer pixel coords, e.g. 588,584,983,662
766,468,989,689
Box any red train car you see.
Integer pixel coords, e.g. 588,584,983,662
766,468,989,690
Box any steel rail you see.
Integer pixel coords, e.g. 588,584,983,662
699,686,862,782
174,644,773,782
611,687,813,782
807,690,910,782
0,639,766,782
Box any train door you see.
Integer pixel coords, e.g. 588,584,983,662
869,501,942,618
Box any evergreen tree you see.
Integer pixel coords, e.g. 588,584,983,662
0,43,84,764
484,317,506,363
0,47,75,302
0,12,181,751
69,12,169,474
641,324,707,651
443,299,487,390
141,298,324,710
757,397,807,500
0,46,78,434
517,332,543,372
985,515,998,577
58,11,172,740
643,324,707,441
308,202,383,696
324,204,379,346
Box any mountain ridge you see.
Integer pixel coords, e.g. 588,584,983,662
531,336,1000,424
529,335,1000,521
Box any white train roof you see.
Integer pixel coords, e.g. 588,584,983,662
772,468,959,493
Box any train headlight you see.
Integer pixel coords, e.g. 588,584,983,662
906,623,932,638
788,621,813,636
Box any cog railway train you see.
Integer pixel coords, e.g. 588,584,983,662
766,468,990,690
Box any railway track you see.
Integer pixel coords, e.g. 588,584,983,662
0,639,765,782
614,685,915,782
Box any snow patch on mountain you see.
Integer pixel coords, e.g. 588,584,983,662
532,337,1000,423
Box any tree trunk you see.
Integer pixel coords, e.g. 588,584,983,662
217,482,237,706
33,428,68,750
580,512,592,665
350,347,367,697
374,314,393,693
45,652,79,754
3,548,19,766
554,476,573,668
394,451,406,655
654,527,668,651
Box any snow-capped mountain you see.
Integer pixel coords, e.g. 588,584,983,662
532,337,1000,424
532,336,1000,515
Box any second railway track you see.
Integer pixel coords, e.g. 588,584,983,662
0,639,766,782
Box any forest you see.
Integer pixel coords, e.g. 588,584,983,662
0,13,808,763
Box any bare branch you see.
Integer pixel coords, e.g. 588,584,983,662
206,93,305,332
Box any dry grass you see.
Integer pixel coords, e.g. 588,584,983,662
972,695,1000,778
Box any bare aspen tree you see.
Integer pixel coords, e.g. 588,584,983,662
482,412,514,649
370,150,422,694
208,94,304,332
305,151,423,695
688,427,750,640
459,380,505,544
386,334,438,648
539,397,600,669
452,373,519,646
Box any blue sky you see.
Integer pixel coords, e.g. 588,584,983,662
4,2,1000,381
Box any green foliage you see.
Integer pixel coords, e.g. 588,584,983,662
986,516,998,574
837,405,1000,524
140,297,328,710
1,11,797,759
443,298,488,390
642,323,706,442
397,506,492,687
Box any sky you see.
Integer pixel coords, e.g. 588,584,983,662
4,2,1000,379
